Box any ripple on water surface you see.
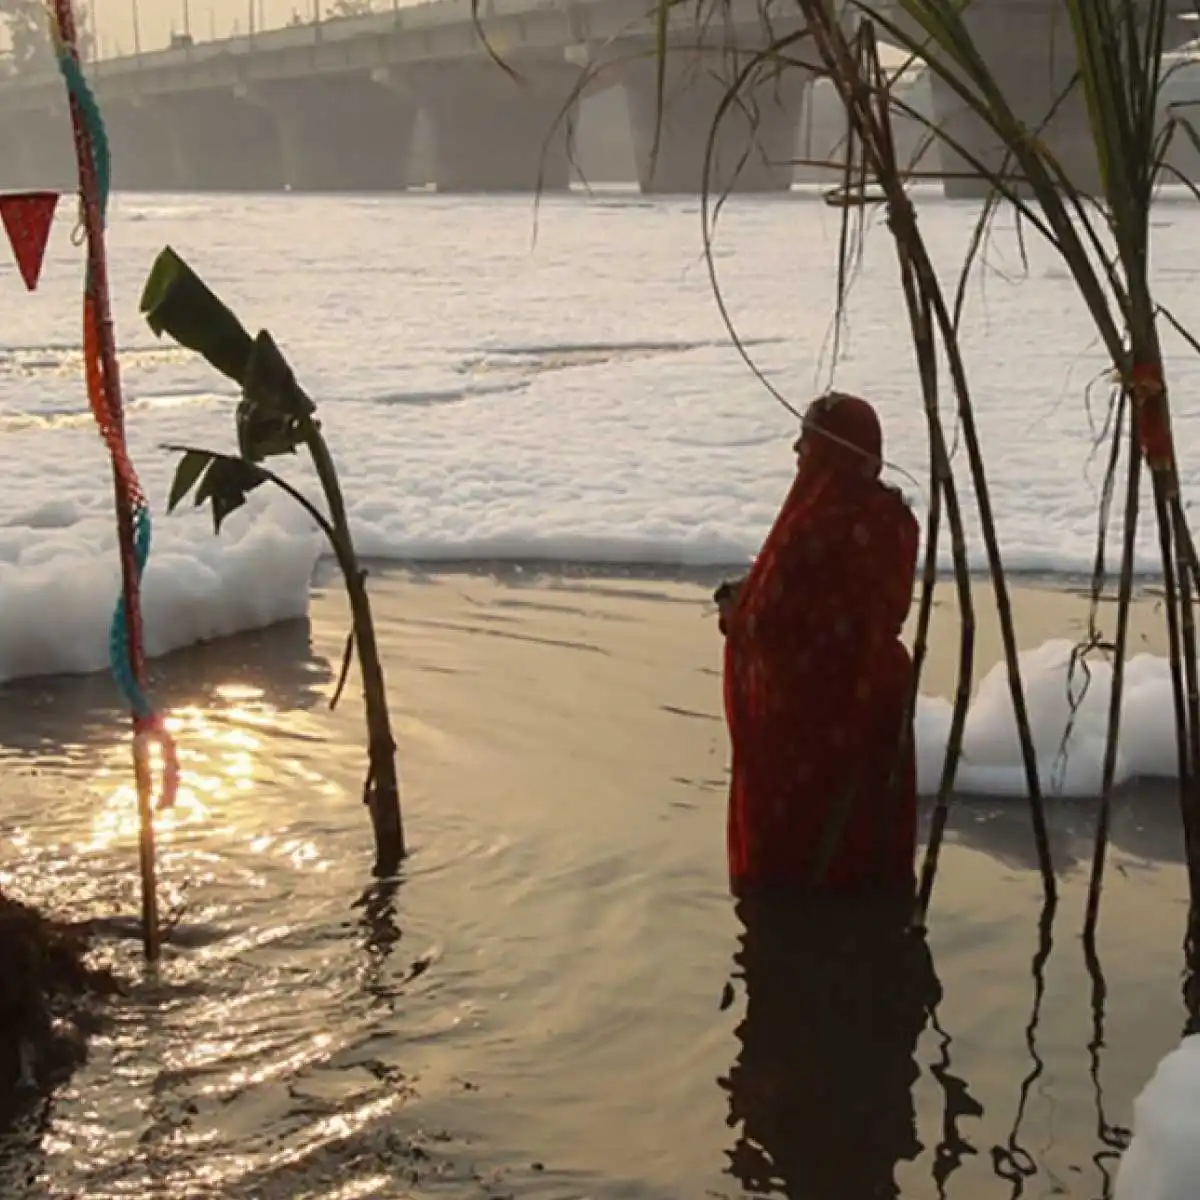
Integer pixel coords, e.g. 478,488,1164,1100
0,575,1195,1199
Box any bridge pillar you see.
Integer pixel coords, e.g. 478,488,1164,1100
920,9,1098,198
246,75,416,191
0,107,74,191
104,101,187,192
622,55,807,194
0,119,34,190
156,89,284,192
415,63,580,192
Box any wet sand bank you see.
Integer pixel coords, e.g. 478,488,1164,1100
0,568,1190,1199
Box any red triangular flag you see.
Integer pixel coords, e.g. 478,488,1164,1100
0,191,60,292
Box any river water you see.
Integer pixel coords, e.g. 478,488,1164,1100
2,189,1200,1197
0,566,1190,1200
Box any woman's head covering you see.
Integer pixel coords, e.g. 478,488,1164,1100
739,392,889,612
798,392,883,482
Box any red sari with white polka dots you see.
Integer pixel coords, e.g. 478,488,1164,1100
724,396,919,896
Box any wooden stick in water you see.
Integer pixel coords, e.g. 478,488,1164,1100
132,736,161,961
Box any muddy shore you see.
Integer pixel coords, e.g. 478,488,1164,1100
0,891,117,1129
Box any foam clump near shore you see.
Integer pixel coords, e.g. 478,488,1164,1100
914,637,1182,798
0,500,319,686
1115,1035,1200,1200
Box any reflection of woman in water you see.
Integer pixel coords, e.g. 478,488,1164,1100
718,393,920,895
721,895,940,1198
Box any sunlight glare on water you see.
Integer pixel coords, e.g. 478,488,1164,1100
0,577,1187,1199
3,193,1200,1198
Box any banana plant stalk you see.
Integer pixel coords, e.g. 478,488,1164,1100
140,246,405,876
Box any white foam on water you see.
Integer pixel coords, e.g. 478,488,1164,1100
2,192,1200,798
0,495,319,683
1115,1035,1200,1200
914,639,1181,797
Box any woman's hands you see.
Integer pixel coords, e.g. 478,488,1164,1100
715,577,745,635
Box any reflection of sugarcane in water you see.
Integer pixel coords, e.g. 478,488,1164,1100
48,0,179,961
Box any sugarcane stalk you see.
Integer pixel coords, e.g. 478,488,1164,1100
1083,406,1142,937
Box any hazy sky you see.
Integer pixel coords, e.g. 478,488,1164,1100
89,0,397,57
84,0,913,62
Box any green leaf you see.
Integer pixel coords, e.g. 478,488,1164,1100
188,454,270,535
237,330,316,463
236,403,305,463
167,448,214,513
140,246,256,385
245,331,314,419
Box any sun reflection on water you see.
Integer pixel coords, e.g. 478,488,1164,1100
214,1032,335,1096
0,666,409,1195
80,695,332,874
213,683,265,704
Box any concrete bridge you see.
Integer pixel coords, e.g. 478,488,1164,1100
0,0,824,196
0,0,1195,197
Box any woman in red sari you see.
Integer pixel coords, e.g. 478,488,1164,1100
719,393,919,896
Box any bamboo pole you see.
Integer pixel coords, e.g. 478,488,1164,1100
1171,494,1200,889
1168,492,1200,873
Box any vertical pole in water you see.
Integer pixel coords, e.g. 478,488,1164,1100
52,0,177,961
133,731,160,960
130,0,141,55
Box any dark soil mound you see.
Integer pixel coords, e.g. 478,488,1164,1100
0,890,119,1129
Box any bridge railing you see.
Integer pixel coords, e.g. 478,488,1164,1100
0,0,780,98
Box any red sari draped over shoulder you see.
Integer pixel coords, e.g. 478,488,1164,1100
724,395,919,895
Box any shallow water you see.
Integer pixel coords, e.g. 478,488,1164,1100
0,568,1192,1199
